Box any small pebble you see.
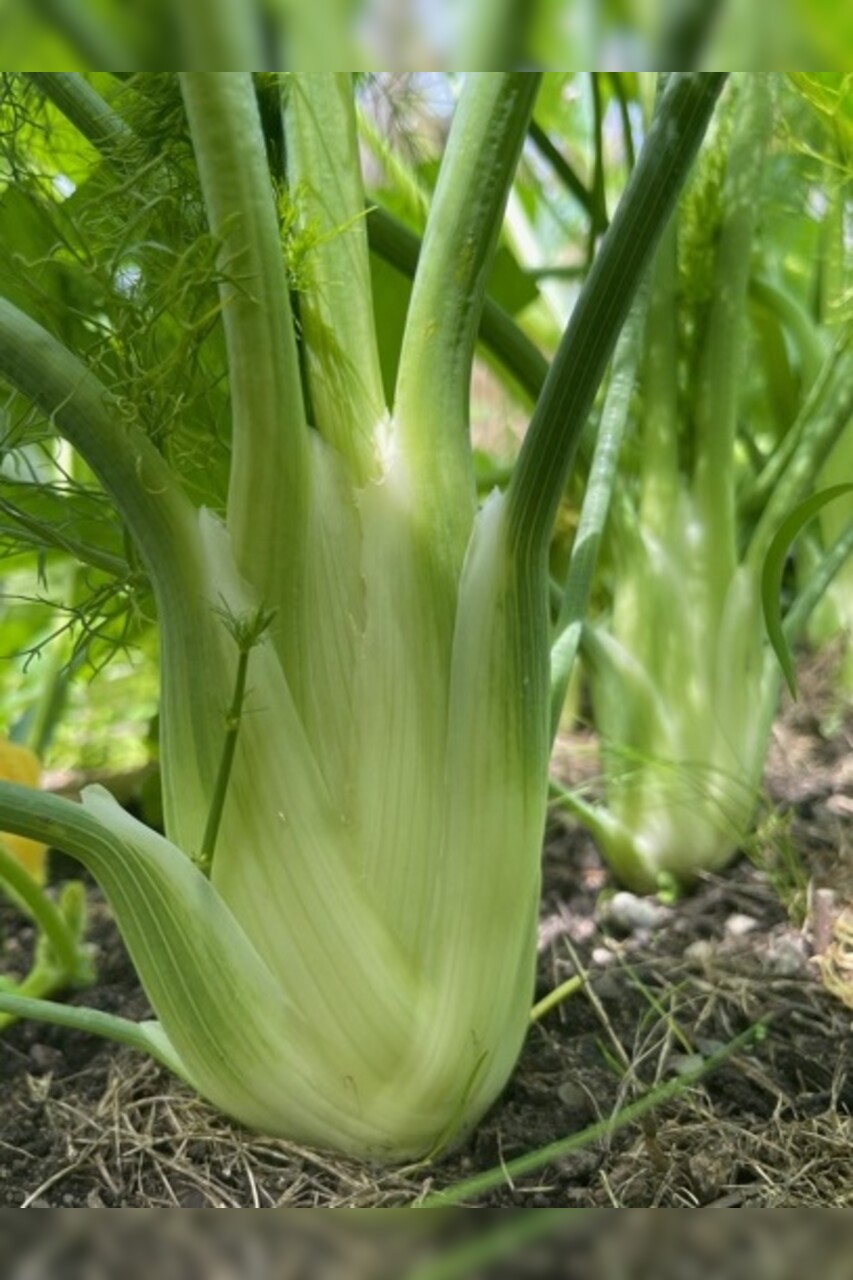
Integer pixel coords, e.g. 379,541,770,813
600,891,670,933
557,1080,594,1123
725,913,759,938
684,939,715,968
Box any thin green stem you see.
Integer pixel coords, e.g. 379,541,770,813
785,522,853,646
528,118,597,220
0,840,85,981
549,295,646,739
196,648,250,876
0,991,185,1075
747,338,853,570
741,339,851,522
180,74,308,597
586,73,608,267
548,775,622,853
417,1022,766,1206
750,277,827,389
0,492,128,578
395,73,541,578
529,974,583,1023
507,73,727,566
283,74,386,481
609,72,636,171
27,649,82,763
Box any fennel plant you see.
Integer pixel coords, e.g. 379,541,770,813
0,72,722,1158
556,74,853,893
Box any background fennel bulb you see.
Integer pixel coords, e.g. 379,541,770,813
566,75,853,893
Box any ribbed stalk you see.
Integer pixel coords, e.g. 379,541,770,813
639,222,679,540
691,74,773,611
26,73,133,151
747,339,853,572
283,73,386,482
395,73,540,585
549,295,647,739
506,73,727,568
180,73,308,606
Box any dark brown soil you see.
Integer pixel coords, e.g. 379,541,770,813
2,658,853,1208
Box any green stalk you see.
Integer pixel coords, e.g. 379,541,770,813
638,220,679,539
26,73,133,152
549,295,646,738
196,647,250,876
0,297,194,584
367,206,549,404
692,75,773,607
0,841,87,984
747,338,853,571
548,776,625,856
506,73,727,567
750,277,827,389
785,523,853,647
179,73,308,600
741,339,852,522
25,647,81,763
283,74,386,482
395,73,541,580
0,494,128,577
0,991,185,1075
195,606,274,875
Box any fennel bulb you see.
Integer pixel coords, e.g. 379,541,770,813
0,71,724,1157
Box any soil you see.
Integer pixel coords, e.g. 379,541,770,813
2,654,853,1209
